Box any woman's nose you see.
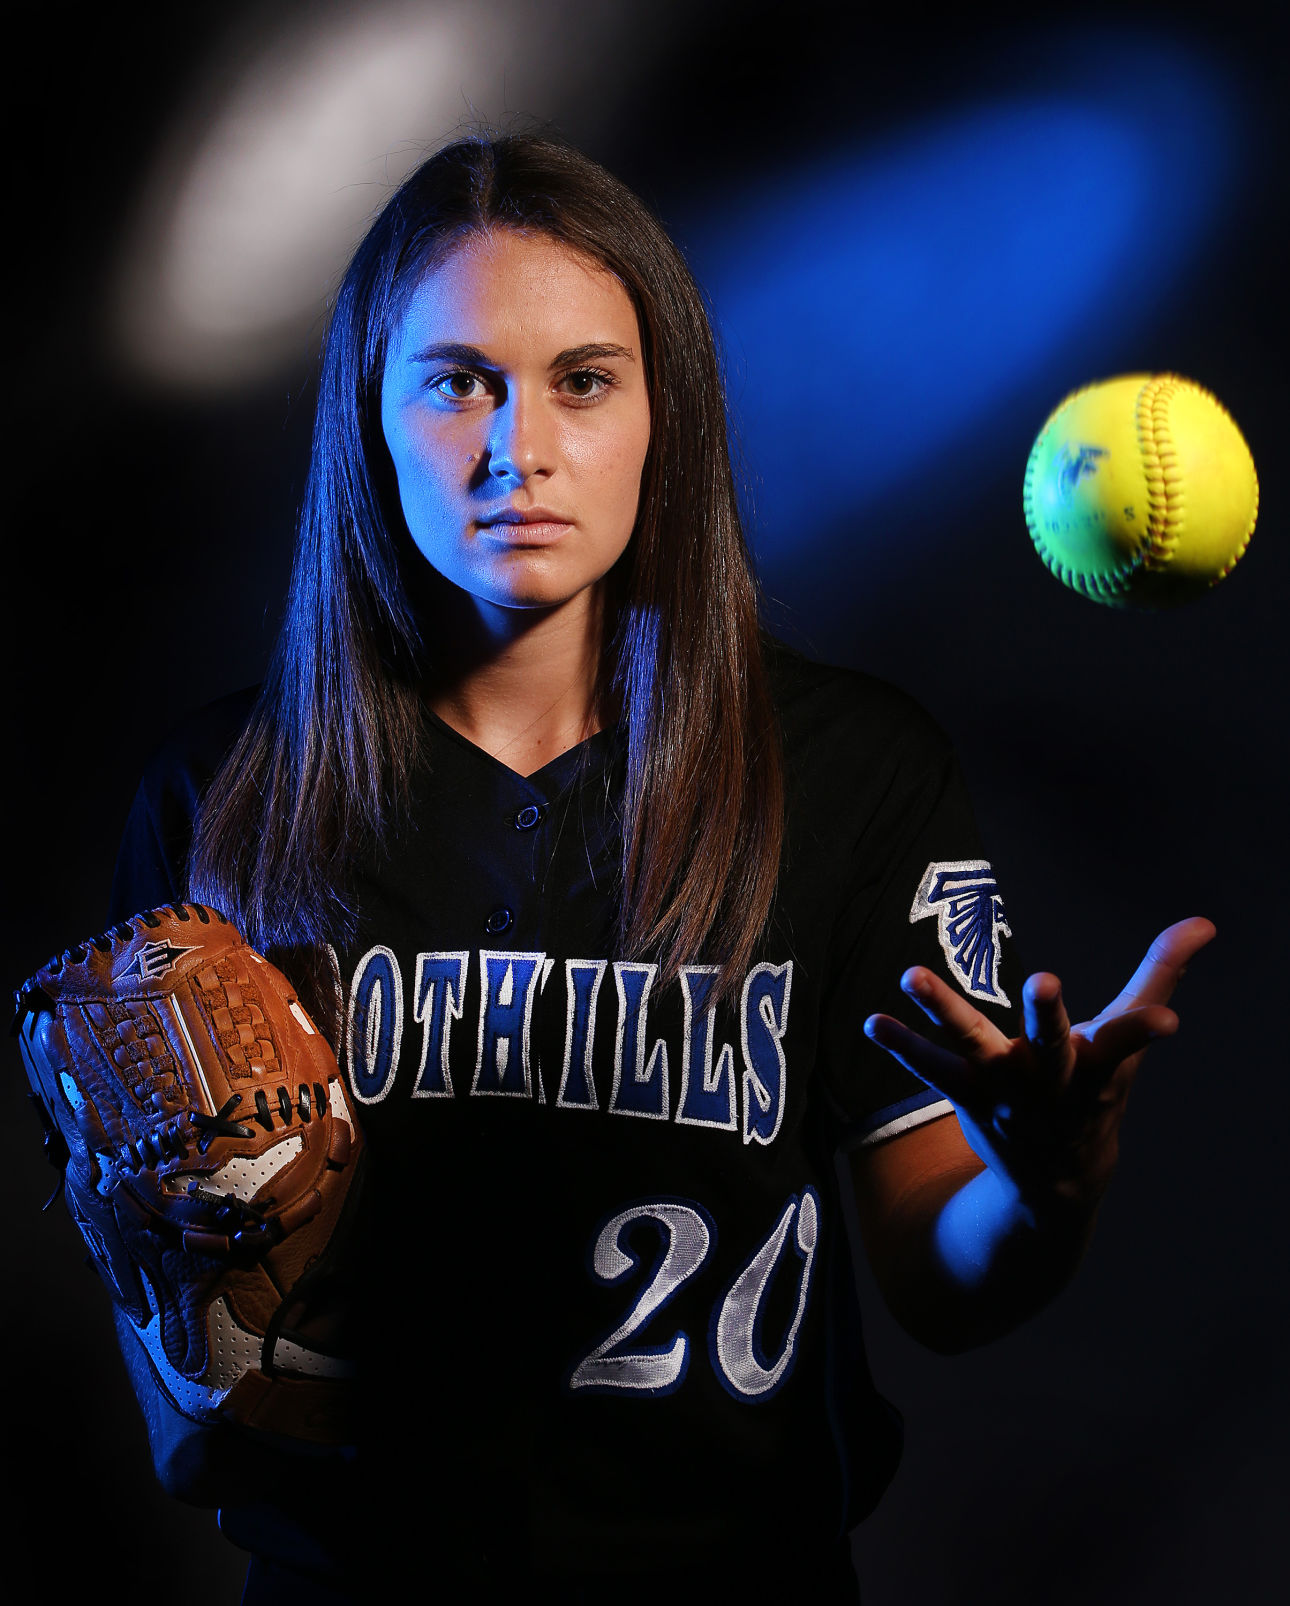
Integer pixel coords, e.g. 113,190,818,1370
486,390,553,483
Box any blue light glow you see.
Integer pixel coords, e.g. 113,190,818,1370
677,33,1240,575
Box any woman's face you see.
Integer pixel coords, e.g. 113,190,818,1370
381,229,651,624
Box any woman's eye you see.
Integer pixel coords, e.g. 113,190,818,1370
427,366,615,404
430,370,486,401
559,367,615,400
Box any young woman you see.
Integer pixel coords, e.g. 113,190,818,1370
109,134,1212,1603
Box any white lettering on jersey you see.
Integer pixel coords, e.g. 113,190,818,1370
412,951,468,1098
675,966,737,1131
609,962,670,1120
346,946,404,1105
333,948,793,1143
473,951,545,1098
558,958,607,1110
712,1187,819,1400
569,1187,822,1404
740,961,793,1146
569,1200,715,1395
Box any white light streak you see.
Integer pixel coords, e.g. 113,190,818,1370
113,0,653,388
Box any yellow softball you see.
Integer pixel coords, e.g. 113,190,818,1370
1023,374,1258,607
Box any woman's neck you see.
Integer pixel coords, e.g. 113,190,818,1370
422,588,610,777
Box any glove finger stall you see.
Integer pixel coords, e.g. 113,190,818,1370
13,903,365,1445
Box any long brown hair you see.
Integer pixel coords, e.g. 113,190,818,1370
189,134,783,1002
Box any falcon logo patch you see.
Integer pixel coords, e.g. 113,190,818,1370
120,939,199,982
910,860,1011,1005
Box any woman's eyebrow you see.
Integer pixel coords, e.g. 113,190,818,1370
550,342,636,367
408,341,491,366
408,340,636,367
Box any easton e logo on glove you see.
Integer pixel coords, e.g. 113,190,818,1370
119,937,200,982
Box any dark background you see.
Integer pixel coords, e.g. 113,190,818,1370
6,1,1286,1599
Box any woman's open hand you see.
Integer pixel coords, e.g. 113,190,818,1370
863,917,1216,1222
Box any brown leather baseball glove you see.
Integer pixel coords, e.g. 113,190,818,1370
13,904,364,1445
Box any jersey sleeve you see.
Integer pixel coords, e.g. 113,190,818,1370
108,780,187,921
107,686,258,924
816,720,1024,1148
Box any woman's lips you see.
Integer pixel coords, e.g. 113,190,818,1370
479,513,574,546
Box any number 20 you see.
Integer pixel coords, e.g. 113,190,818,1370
568,1188,821,1401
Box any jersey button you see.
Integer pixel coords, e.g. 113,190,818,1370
484,906,513,935
514,804,543,830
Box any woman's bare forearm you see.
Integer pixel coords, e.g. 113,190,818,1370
886,1163,1099,1353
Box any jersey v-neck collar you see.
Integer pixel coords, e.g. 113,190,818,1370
421,705,622,802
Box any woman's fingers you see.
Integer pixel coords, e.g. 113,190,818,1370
1022,972,1073,1083
1081,1003,1179,1068
868,927,1202,1135
862,1011,978,1106
897,966,1013,1057
1101,917,1216,1015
